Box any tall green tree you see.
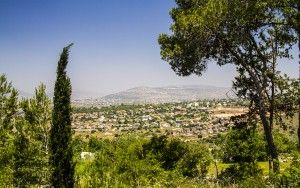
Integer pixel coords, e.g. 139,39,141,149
17,84,52,186
22,84,51,159
49,44,74,187
158,0,296,172
0,74,18,186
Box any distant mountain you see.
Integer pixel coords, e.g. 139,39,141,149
73,85,235,106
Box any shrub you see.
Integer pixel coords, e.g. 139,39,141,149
75,134,211,187
176,142,211,178
281,152,300,187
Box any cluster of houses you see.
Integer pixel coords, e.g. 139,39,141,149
72,99,247,139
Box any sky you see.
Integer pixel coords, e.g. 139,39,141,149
0,0,298,96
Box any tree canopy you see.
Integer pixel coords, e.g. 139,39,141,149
158,0,299,172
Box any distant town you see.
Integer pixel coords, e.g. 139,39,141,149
72,99,250,139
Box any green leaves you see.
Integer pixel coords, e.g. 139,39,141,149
75,134,211,187
0,75,18,130
15,84,52,186
0,74,18,187
159,0,299,173
0,74,53,187
50,44,74,187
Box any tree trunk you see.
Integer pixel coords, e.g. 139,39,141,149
256,96,279,172
224,37,280,172
243,64,280,173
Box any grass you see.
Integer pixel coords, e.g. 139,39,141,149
208,161,291,177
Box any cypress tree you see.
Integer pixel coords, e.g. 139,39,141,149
49,44,74,187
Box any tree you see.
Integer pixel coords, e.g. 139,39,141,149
0,76,52,187
218,115,266,183
19,84,52,186
13,124,38,187
158,0,296,172
22,84,51,158
176,142,211,178
49,44,74,187
0,74,18,186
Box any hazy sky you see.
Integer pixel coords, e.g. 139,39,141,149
0,0,298,96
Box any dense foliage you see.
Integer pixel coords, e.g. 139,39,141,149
158,0,300,172
218,116,266,183
14,84,51,186
74,134,212,187
50,44,75,187
0,75,51,187
0,75,18,185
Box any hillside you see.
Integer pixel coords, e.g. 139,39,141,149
73,85,234,106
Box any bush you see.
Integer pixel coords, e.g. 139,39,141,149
239,176,271,188
218,118,265,184
176,142,211,178
220,127,267,163
75,134,211,187
219,163,262,184
273,130,297,154
281,152,300,187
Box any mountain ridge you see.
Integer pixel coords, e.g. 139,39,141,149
73,85,235,106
